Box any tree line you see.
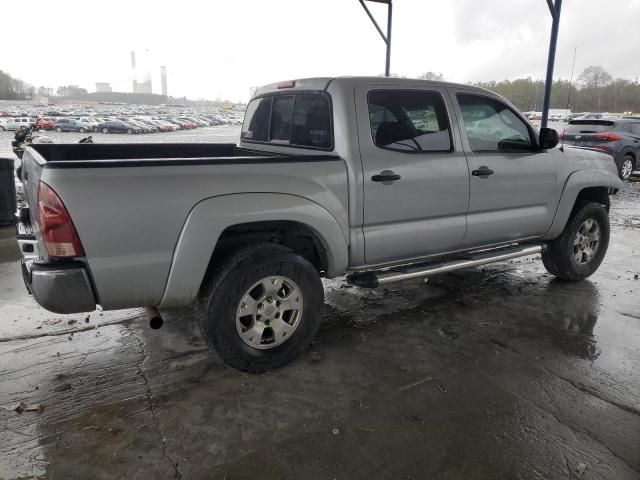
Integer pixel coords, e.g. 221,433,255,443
2,66,639,113
0,70,89,101
421,66,639,113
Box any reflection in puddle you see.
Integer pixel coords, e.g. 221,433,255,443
544,280,600,361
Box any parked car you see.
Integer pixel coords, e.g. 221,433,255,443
76,117,100,132
35,118,56,130
128,119,157,133
0,118,7,130
97,120,142,134
15,77,622,372
54,118,85,132
560,119,640,180
6,117,36,131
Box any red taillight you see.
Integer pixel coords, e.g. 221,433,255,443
593,132,622,142
37,182,85,257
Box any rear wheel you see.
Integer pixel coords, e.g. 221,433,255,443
102,127,109,134
542,202,609,281
127,128,133,134
55,127,62,132
79,127,86,133
620,154,635,180
197,243,324,372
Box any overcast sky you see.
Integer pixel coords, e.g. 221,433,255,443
3,0,639,101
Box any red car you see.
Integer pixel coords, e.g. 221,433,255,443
35,118,55,130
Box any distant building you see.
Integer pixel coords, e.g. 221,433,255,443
160,66,168,97
133,81,152,94
95,82,112,93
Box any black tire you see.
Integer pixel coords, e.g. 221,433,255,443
542,202,610,281
619,154,635,181
197,243,324,373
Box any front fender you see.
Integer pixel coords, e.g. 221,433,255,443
158,193,349,308
543,169,622,240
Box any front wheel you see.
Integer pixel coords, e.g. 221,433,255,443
619,154,635,180
102,127,109,134
55,127,62,132
197,243,324,373
542,202,610,281
126,128,133,134
79,127,86,133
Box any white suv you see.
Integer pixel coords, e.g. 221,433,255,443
6,117,36,131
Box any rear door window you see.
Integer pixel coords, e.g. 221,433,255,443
241,91,332,149
367,90,452,152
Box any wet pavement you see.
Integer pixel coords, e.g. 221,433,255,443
0,131,639,478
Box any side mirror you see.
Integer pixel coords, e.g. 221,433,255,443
539,127,559,150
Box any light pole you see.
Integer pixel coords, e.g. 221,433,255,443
358,0,393,77
541,0,562,129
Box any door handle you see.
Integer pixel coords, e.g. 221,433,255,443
472,166,494,177
372,170,401,183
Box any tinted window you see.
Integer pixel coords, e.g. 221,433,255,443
458,94,532,152
291,93,331,148
630,123,640,135
565,121,615,134
241,97,271,142
242,91,333,149
368,90,451,152
270,96,294,143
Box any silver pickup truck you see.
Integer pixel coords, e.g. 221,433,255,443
16,77,622,371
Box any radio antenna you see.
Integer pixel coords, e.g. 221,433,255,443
560,46,577,152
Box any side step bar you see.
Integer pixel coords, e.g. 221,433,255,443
347,244,543,288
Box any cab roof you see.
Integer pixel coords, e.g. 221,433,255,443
253,76,487,98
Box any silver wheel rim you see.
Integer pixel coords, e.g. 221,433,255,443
573,218,601,265
621,158,633,179
235,275,304,350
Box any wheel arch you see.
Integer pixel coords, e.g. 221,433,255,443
543,169,621,240
158,193,348,308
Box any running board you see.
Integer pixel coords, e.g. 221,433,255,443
346,244,543,288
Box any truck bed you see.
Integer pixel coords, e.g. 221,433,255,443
29,143,337,168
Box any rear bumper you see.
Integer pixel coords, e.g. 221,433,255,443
22,261,96,314
18,217,96,314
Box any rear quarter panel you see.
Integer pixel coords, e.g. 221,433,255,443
39,159,349,309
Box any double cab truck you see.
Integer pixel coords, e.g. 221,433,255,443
16,77,622,371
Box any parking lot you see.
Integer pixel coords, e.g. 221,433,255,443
0,126,638,479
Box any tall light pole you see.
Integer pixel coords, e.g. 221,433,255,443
541,0,562,128
358,0,392,77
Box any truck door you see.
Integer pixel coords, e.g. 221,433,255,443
450,89,558,248
356,85,470,265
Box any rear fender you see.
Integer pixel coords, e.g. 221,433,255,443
158,193,348,308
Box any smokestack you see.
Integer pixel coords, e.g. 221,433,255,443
131,51,137,93
160,66,168,97
143,49,152,93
